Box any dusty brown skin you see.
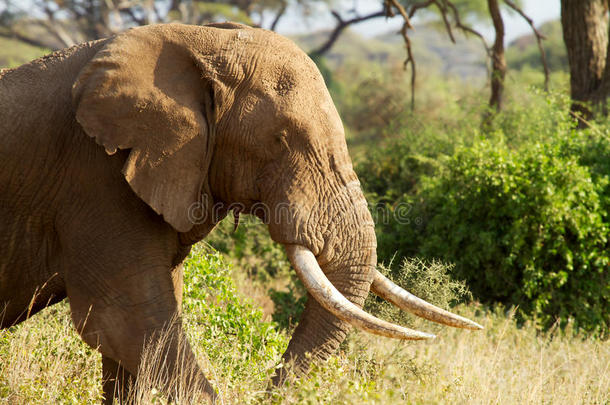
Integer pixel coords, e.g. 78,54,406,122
0,23,479,403
0,22,381,402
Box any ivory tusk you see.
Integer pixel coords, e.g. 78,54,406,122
285,244,435,340
371,270,483,330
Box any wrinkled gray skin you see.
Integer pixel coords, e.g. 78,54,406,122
0,23,376,403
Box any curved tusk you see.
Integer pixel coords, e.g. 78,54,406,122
285,244,435,340
371,270,483,330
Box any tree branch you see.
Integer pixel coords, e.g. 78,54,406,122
433,1,456,43
269,0,287,31
442,0,491,77
442,1,489,51
309,9,386,58
408,1,435,18
385,0,414,29
381,1,417,110
119,7,146,26
401,23,416,111
386,0,493,110
40,5,77,48
503,0,550,91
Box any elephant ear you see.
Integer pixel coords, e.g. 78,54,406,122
72,27,219,232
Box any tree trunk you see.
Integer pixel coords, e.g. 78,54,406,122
560,0,609,123
595,21,610,115
488,0,506,112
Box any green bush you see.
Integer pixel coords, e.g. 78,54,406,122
268,278,307,330
420,139,609,333
368,134,610,336
206,215,291,280
353,85,610,336
182,245,287,379
365,258,472,332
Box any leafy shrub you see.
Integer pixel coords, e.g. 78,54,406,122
182,245,287,379
356,138,440,202
370,135,610,336
352,84,610,336
559,125,610,213
206,215,291,280
205,214,306,331
420,139,609,333
268,278,307,330
365,258,472,332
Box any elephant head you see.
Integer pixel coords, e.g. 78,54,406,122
71,22,481,391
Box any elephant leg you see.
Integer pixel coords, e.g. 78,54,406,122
272,267,372,386
66,258,216,403
102,355,134,405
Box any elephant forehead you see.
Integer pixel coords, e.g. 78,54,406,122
258,51,320,91
264,67,297,96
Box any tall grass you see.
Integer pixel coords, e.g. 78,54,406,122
1,250,608,404
273,307,610,404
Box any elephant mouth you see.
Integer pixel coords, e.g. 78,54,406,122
285,244,483,340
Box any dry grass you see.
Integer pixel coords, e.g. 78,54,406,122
1,298,608,404
261,305,610,405
0,304,102,404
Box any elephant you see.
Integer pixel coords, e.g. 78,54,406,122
0,22,482,403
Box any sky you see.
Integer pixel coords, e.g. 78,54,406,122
275,0,561,43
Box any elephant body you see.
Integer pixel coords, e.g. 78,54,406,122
1,39,108,325
0,23,375,402
0,22,479,403
1,38,205,400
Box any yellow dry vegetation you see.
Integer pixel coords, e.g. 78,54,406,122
1,300,608,404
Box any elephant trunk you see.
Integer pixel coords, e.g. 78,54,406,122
283,246,483,346
282,180,481,348
273,169,481,385
285,244,435,339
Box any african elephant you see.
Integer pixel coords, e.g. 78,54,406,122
0,22,481,403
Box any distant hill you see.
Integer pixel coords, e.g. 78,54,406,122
375,24,488,79
292,29,402,66
506,20,567,72
293,20,568,79
292,23,488,79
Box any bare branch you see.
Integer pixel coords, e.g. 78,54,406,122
503,0,550,91
309,9,386,57
120,7,146,26
487,0,506,114
385,0,494,110
39,20,77,48
443,1,489,52
401,23,416,111
385,0,414,29
434,1,456,43
40,5,77,47
384,0,418,110
408,1,435,18
269,0,288,31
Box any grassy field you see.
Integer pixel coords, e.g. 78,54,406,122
1,247,608,404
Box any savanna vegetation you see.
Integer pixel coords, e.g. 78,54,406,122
1,1,609,404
